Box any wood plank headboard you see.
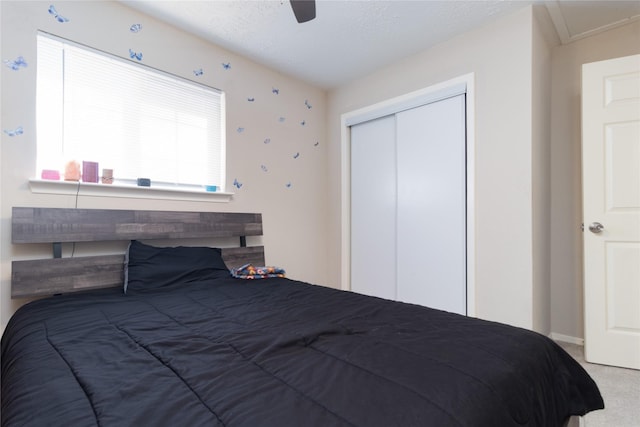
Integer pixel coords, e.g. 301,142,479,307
11,207,265,298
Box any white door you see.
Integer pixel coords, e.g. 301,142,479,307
350,115,397,300
396,96,466,314
350,95,466,315
582,54,640,370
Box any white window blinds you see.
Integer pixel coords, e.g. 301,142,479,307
36,32,225,189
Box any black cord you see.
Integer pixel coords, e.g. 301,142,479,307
75,179,80,208
71,180,80,257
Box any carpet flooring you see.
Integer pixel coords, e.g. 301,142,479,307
558,342,640,427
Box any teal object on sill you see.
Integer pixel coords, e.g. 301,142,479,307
205,185,217,192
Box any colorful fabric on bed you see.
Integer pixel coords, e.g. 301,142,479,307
1,277,603,427
230,263,286,279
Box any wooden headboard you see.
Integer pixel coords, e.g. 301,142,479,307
11,207,265,298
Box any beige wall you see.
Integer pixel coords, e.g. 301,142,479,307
325,4,639,336
549,20,640,340
327,6,552,331
3,1,638,339
0,1,328,330
531,6,558,335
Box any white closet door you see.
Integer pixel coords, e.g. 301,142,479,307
396,95,466,314
350,115,397,300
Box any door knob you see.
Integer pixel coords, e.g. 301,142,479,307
588,222,604,233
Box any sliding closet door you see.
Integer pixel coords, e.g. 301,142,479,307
350,94,466,315
396,95,466,314
350,115,397,300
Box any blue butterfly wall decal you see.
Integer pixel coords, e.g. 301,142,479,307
48,5,69,22
193,68,204,76
4,126,24,137
233,178,243,189
130,23,142,33
222,62,231,70
129,49,143,61
3,56,27,71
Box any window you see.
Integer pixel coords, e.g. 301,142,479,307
36,32,226,191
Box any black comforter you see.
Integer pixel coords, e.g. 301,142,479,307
2,277,603,426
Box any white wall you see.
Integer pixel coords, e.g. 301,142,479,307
327,6,551,330
0,1,328,330
549,20,640,340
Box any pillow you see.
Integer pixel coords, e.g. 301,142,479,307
124,240,229,294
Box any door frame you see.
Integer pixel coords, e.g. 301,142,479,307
340,73,476,316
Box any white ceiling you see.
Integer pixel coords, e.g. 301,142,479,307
120,0,640,89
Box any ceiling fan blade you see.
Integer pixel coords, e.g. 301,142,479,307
290,0,316,23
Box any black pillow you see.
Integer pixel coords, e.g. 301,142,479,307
124,240,229,294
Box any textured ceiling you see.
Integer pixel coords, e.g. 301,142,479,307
120,0,640,89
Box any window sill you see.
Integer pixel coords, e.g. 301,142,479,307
29,179,233,203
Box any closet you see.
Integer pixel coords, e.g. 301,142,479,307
350,93,467,315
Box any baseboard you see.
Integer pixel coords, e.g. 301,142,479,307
549,332,584,346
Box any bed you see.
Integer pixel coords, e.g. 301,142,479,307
2,207,604,427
